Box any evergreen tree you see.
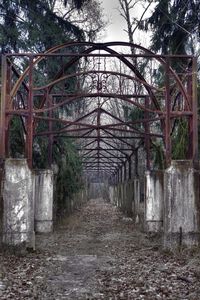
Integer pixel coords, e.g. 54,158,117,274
140,0,200,54
0,0,105,213
0,0,103,53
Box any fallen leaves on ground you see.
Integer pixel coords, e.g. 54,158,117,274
0,198,200,299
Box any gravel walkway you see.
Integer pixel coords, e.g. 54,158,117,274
1,198,200,299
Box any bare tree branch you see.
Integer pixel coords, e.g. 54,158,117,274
132,0,153,36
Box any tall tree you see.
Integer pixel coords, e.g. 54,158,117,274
140,0,200,54
0,0,106,213
118,0,153,47
0,0,105,53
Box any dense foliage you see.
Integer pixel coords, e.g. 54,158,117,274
143,0,200,163
119,0,200,168
140,0,200,55
0,0,83,52
1,0,105,212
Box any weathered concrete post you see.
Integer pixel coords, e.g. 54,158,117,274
0,168,3,237
114,185,118,206
120,183,124,210
133,178,140,223
121,182,126,213
125,180,133,217
2,159,35,249
35,169,54,233
164,160,200,249
145,171,164,232
109,185,114,204
117,184,122,208
51,163,59,223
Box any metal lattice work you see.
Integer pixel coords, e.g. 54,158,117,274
0,42,198,179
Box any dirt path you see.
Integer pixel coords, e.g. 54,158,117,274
1,198,200,299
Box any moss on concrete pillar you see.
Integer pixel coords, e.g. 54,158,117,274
2,159,35,250
35,169,53,233
145,171,164,232
164,160,200,249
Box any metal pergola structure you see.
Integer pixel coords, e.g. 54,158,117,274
0,42,198,181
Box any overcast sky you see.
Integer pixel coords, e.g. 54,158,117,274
100,0,127,42
100,0,154,46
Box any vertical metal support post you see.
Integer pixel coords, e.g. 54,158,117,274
124,161,127,181
192,57,198,166
144,96,150,170
135,150,138,176
120,166,123,183
165,58,171,167
48,93,53,167
117,170,120,184
26,56,34,169
97,108,100,175
187,59,193,159
128,157,132,180
0,55,8,165
5,61,12,157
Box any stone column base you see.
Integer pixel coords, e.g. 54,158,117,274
146,221,163,233
145,171,163,232
2,159,35,250
164,232,200,249
163,160,200,249
35,169,53,233
35,220,53,233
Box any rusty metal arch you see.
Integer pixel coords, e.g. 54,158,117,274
0,41,198,179
10,41,190,107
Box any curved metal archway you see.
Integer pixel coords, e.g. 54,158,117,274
0,42,198,180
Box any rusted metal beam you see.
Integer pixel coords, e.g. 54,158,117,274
101,129,137,148
100,140,133,155
83,153,124,164
0,55,7,163
79,148,132,151
10,93,163,115
47,94,53,167
165,58,171,167
82,155,126,160
82,161,120,165
128,157,132,180
45,135,146,139
191,57,198,167
34,93,147,98
26,57,34,168
98,147,129,158
124,161,127,181
2,42,196,174
6,52,194,58
145,96,151,170
5,59,12,157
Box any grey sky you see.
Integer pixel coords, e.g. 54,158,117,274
100,0,154,45
101,0,127,42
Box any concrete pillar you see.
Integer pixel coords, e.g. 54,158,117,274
121,182,126,212
0,168,3,237
51,163,59,223
164,160,200,249
113,185,118,206
145,171,164,232
109,186,114,204
35,169,53,233
133,178,140,223
117,184,121,208
120,182,124,211
116,184,120,207
2,159,35,249
124,180,133,217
